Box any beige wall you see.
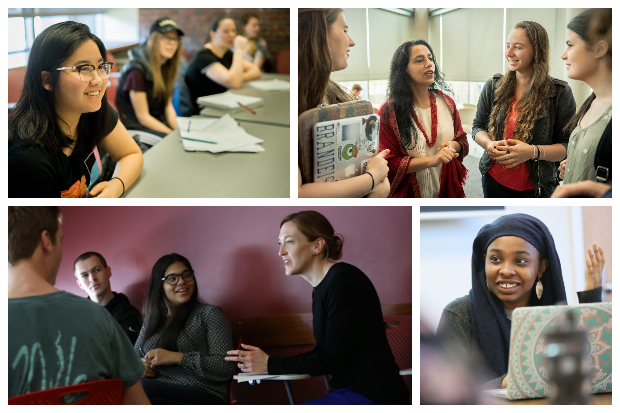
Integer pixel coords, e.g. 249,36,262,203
581,207,612,302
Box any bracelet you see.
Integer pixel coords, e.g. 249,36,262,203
532,145,536,160
112,176,125,197
364,171,374,191
534,145,541,160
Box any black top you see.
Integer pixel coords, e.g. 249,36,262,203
184,48,233,116
437,287,603,389
116,43,168,132
8,104,118,198
103,292,143,346
268,262,409,403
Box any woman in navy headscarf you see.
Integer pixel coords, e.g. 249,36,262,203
437,213,603,388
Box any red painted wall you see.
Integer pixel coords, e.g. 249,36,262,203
58,206,412,316
56,206,412,404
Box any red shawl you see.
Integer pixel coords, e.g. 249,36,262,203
378,91,469,198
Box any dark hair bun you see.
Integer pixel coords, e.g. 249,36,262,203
329,234,344,260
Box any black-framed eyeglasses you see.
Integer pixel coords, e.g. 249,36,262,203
161,270,194,286
55,62,113,83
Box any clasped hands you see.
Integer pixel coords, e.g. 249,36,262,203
486,139,532,169
434,140,460,167
225,343,269,373
141,348,182,378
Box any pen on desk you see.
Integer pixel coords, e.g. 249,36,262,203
237,102,256,114
181,137,218,145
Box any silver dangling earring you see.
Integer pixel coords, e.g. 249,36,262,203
536,276,543,300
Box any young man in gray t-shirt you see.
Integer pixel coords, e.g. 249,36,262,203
8,207,149,404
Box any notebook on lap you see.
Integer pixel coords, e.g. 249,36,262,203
484,302,612,400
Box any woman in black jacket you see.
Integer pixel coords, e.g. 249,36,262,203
472,21,576,197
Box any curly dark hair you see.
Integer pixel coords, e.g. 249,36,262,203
384,39,453,150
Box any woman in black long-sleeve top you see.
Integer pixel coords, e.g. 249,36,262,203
226,211,409,404
437,214,604,389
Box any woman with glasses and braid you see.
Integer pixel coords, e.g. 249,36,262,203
116,17,183,140
135,253,234,405
8,21,143,198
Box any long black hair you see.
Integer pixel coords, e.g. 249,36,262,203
141,253,202,351
563,8,612,133
8,21,113,155
384,39,452,150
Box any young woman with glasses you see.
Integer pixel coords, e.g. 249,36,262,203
8,21,143,198
183,15,261,116
116,17,183,140
136,253,233,405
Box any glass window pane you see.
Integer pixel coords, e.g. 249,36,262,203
8,17,26,53
34,15,69,38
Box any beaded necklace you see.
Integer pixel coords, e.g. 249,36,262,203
412,91,438,147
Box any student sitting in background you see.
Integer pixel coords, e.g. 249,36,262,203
437,214,603,389
241,13,270,71
8,21,143,198
184,15,261,116
116,17,183,140
74,251,143,345
8,207,149,404
351,83,363,100
136,253,234,405
558,9,612,185
297,8,390,198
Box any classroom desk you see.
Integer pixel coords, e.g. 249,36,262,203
199,74,290,127
235,373,312,405
485,393,612,405
123,121,290,198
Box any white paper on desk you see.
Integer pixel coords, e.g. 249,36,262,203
196,92,263,110
235,373,275,383
180,114,264,153
248,79,291,91
177,117,218,132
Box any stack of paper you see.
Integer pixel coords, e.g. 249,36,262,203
196,92,264,111
177,115,265,153
248,79,291,91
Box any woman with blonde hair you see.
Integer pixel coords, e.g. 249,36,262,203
472,21,576,197
298,9,390,198
241,13,269,71
116,17,183,139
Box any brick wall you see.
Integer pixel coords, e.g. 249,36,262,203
138,8,290,72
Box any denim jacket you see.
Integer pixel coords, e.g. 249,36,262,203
472,74,576,197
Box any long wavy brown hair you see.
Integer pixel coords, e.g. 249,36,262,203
489,21,550,143
298,8,353,115
146,31,182,102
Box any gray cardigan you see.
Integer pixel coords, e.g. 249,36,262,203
437,287,602,389
472,74,576,197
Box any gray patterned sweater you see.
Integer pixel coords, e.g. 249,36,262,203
135,304,234,403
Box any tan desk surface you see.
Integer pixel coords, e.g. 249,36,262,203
123,121,290,198
487,393,611,405
199,73,290,127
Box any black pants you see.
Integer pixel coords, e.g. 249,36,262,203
482,173,536,198
140,379,226,405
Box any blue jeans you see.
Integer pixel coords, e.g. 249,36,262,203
140,379,226,405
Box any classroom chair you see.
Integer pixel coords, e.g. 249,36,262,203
277,50,290,75
384,315,412,372
106,52,118,72
106,72,120,112
8,379,124,405
462,103,477,108
229,332,242,404
8,66,27,111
